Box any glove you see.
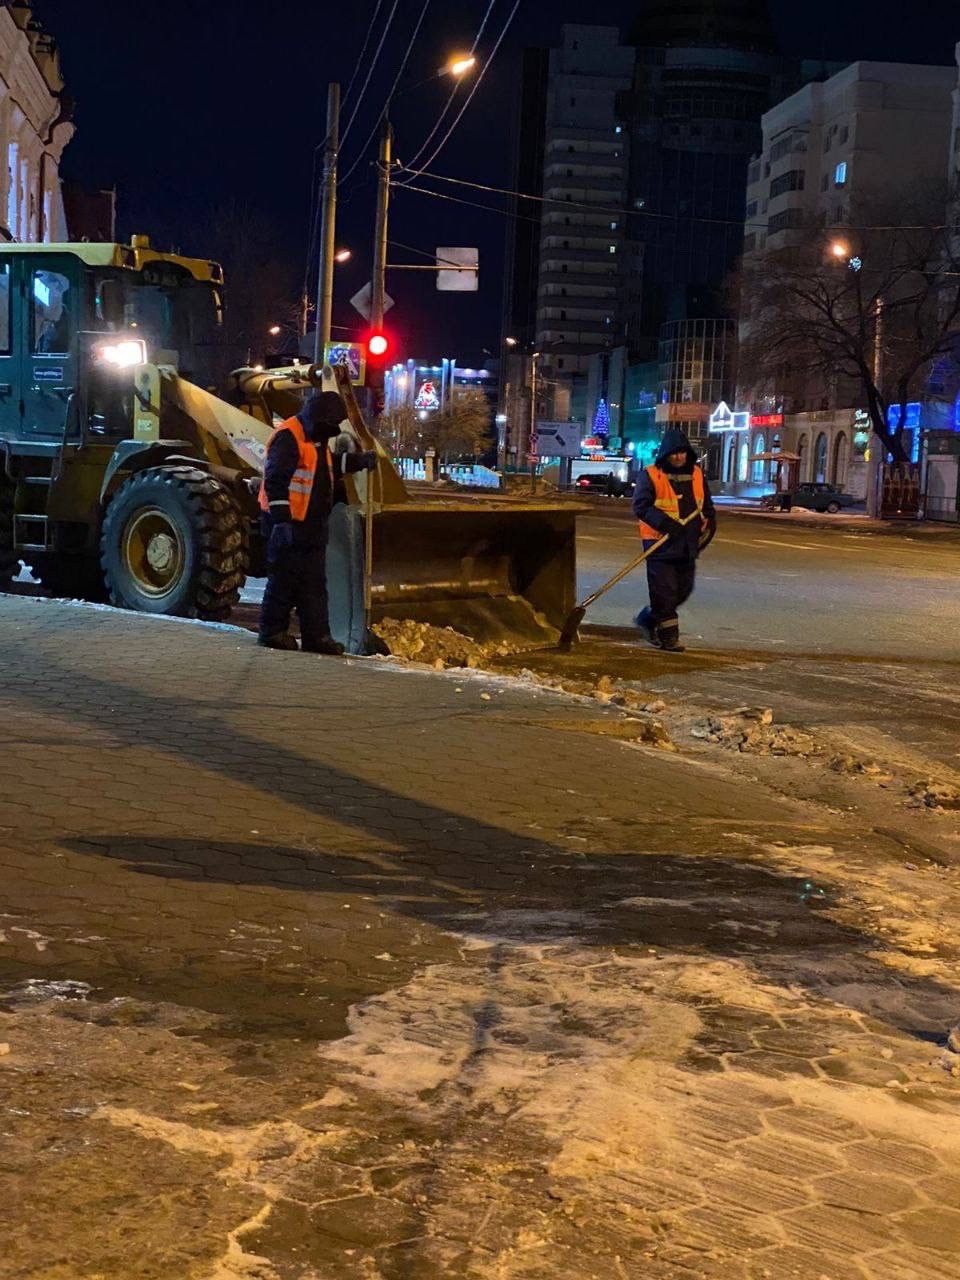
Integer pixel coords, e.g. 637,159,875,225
359,450,378,472
660,517,685,540
267,521,294,564
698,519,717,553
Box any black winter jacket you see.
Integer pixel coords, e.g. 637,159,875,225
632,427,717,561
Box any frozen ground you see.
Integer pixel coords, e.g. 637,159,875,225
1,594,959,1279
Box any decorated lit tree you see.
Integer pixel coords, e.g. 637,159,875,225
593,399,610,436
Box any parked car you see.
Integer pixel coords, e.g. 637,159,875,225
789,483,859,513
575,472,635,498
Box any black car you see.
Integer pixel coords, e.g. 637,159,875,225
790,483,859,514
575,472,634,498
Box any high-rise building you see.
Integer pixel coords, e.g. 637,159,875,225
713,59,956,498
503,6,833,468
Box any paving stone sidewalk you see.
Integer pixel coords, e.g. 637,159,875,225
0,595,958,1280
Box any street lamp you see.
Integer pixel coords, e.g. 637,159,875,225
448,55,477,77
504,336,518,347
268,324,282,336
334,248,351,263
830,240,850,259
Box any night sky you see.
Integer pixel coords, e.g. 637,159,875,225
33,0,960,361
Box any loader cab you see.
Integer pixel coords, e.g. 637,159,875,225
0,244,225,447
92,259,225,390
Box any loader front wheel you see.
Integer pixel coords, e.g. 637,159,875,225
101,466,248,621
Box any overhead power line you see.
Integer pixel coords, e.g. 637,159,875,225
340,0,385,116
397,0,521,182
339,0,433,188
402,0,499,172
394,166,950,234
338,0,401,151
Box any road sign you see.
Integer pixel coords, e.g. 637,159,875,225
436,246,478,292
534,421,582,458
350,282,395,323
324,342,366,386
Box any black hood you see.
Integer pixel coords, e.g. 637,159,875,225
299,391,348,441
655,427,698,469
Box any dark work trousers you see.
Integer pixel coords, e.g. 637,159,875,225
646,556,696,641
260,542,330,647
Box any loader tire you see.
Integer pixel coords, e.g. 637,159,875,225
100,466,248,621
0,473,17,588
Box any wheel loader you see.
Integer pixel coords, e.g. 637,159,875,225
0,237,577,651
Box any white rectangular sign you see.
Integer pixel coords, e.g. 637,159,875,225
437,246,478,292
535,421,583,458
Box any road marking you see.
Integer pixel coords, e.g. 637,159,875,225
751,538,823,551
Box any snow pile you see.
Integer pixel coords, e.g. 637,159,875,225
691,706,819,757
907,780,960,811
372,617,520,668
829,755,894,784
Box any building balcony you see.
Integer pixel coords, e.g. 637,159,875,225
543,176,626,196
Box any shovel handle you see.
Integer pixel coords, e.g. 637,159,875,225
575,534,669,612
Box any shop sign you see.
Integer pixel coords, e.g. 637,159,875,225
708,401,749,433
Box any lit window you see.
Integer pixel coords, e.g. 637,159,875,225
610,221,618,230
834,161,847,186
615,125,622,135
609,245,616,254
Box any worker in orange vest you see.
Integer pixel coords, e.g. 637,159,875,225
258,391,376,654
632,427,716,652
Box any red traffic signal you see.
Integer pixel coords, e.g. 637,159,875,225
367,332,389,359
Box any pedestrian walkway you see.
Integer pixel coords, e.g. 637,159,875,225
1,595,958,1279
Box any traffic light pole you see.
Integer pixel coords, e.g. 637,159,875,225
372,119,392,334
313,82,340,363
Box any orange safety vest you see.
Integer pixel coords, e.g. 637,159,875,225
637,463,707,541
258,416,335,521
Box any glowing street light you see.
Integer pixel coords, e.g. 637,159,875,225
334,248,352,263
268,324,282,336
830,241,850,259
448,55,477,77
504,336,518,347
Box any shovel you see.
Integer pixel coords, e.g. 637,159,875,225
557,534,669,651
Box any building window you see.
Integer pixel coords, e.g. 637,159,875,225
745,200,758,218
839,125,849,144
615,125,622,135
834,161,847,186
570,97,576,107
814,432,828,482
770,170,805,199
820,173,828,192
609,245,616,254
32,270,72,354
610,221,618,230
557,358,565,369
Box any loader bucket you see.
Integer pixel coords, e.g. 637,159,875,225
327,501,578,654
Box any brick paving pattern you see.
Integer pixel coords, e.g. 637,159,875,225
0,595,958,1279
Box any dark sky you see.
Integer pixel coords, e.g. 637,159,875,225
32,0,960,360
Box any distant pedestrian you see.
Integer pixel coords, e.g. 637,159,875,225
258,391,376,654
632,427,716,652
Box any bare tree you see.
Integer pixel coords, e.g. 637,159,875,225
427,388,492,465
196,200,298,374
379,404,421,459
738,185,960,465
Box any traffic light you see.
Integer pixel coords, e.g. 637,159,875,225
367,331,389,361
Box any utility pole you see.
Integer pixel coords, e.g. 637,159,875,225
313,82,340,363
866,294,884,518
371,119,392,333
529,350,540,495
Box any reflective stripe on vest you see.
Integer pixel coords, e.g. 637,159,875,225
637,464,706,541
258,416,335,521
